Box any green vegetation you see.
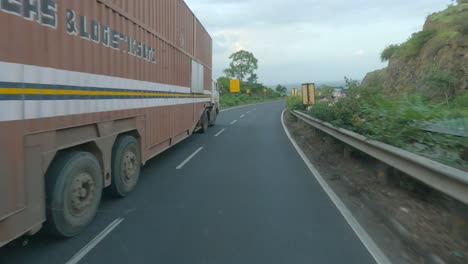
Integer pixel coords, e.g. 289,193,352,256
288,78,467,167
381,2,468,61
317,85,336,98
381,44,400,62
396,30,436,58
294,2,468,168
424,68,458,105
286,96,305,111
218,50,284,107
223,50,258,83
275,85,288,97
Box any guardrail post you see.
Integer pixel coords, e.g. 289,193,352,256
376,162,390,185
445,198,468,241
343,146,352,159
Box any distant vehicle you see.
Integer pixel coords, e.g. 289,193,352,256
0,0,215,246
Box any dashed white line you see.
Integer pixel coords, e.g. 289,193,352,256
230,120,237,125
240,114,245,118
176,147,204,170
215,129,226,137
281,110,391,264
66,218,124,264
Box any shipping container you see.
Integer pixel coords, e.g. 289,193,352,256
0,0,218,246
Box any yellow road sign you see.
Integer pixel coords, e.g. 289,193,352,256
291,88,298,96
262,88,267,93
246,88,251,94
302,83,316,105
230,79,240,93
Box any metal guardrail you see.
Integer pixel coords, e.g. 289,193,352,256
290,110,468,205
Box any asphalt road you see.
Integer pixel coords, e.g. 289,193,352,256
0,101,376,264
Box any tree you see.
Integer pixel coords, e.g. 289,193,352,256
275,85,287,96
223,50,258,83
216,76,230,95
425,68,457,106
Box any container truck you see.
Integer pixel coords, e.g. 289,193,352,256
0,0,218,247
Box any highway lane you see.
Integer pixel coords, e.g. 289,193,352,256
0,101,376,264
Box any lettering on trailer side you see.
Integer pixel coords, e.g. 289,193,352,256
1,0,156,64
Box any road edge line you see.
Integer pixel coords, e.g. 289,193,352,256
281,109,391,264
66,218,124,264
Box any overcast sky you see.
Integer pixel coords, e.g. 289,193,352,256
185,0,452,85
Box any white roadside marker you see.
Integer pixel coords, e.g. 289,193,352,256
230,120,237,125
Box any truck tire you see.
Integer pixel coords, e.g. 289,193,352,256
209,108,217,127
108,136,141,198
45,151,103,237
200,110,209,133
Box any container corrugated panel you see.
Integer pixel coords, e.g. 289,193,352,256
195,19,212,68
0,0,203,88
177,0,195,56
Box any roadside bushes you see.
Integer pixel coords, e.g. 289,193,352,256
286,96,305,111
305,84,467,167
397,30,436,58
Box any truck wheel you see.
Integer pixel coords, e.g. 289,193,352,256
108,136,141,198
45,151,103,237
200,110,209,133
209,108,217,127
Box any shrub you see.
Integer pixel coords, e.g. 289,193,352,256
381,44,400,62
305,89,466,166
286,96,305,110
424,68,458,104
397,30,436,58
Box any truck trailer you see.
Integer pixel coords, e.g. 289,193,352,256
0,0,217,247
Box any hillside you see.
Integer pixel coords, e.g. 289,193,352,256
362,2,468,102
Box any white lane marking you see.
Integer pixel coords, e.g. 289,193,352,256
240,114,245,118
66,218,125,264
281,110,391,264
215,129,226,137
176,147,204,170
230,120,237,125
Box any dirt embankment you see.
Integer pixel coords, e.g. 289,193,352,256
285,111,468,264
362,4,468,98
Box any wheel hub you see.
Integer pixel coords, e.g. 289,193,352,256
69,173,95,216
122,151,138,183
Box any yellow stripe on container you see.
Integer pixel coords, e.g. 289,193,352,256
0,88,209,98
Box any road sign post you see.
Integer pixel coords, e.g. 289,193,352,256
301,83,316,105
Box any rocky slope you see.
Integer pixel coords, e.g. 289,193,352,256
362,3,468,100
